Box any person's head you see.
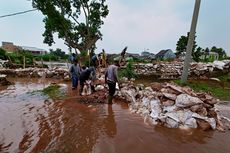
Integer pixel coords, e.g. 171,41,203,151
114,60,120,67
82,65,86,70
73,59,78,64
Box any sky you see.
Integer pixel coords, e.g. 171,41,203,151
0,0,230,55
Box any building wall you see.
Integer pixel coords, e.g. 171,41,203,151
2,42,47,55
1,42,20,53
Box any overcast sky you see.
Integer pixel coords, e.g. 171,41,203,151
0,0,230,55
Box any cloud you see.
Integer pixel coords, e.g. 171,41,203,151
1,0,229,55
96,0,190,54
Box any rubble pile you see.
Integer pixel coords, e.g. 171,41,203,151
76,89,107,104
0,67,70,79
117,82,230,131
134,60,230,79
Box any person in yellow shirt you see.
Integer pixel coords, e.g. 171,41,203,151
102,49,107,67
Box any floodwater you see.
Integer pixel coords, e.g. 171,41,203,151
0,78,230,153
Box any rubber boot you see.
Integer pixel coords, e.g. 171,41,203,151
108,95,113,104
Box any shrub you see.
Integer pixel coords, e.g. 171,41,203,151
0,48,7,60
118,62,137,79
38,54,58,61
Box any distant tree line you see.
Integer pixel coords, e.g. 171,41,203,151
176,32,228,62
0,47,69,67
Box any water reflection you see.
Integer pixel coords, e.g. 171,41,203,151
103,104,117,138
1,78,230,153
154,125,214,144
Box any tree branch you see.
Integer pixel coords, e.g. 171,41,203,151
79,0,88,26
70,14,80,25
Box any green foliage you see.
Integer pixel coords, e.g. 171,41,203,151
176,32,228,62
0,48,7,60
174,80,230,101
176,32,197,56
158,58,174,62
38,54,56,61
79,50,90,66
40,84,65,100
6,52,34,65
80,50,88,57
210,46,227,60
32,0,109,52
192,46,203,62
118,62,137,79
50,48,67,59
218,74,230,82
199,46,228,62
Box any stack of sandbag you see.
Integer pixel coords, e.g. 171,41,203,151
117,82,230,131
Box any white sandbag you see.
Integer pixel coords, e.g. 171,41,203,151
163,105,177,113
95,85,104,91
165,117,179,128
175,94,203,108
120,88,137,103
149,98,162,120
192,113,216,129
162,93,177,101
184,118,197,128
213,61,225,70
141,97,150,107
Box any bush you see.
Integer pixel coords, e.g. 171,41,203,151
118,62,137,79
0,48,7,60
6,52,35,65
38,54,58,61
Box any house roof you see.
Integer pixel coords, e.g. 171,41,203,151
21,46,47,52
156,49,171,57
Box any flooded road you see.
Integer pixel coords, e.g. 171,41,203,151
0,78,230,153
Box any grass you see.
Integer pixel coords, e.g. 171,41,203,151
218,74,230,82
40,84,66,100
174,79,230,101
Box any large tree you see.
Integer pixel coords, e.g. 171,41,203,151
50,48,66,58
192,46,203,62
176,32,197,57
32,0,109,52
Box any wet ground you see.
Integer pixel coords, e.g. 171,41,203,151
0,78,230,153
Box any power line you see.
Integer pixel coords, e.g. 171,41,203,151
0,9,38,19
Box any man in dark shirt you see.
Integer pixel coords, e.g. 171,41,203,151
91,54,98,67
69,59,81,90
79,67,96,95
105,61,120,104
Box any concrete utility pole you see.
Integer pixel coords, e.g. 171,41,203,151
181,0,201,84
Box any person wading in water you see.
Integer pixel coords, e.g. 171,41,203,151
69,59,81,90
105,60,120,104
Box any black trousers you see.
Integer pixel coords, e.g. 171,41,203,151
80,78,85,94
107,81,116,96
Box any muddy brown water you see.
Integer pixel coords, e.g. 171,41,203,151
0,78,230,153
